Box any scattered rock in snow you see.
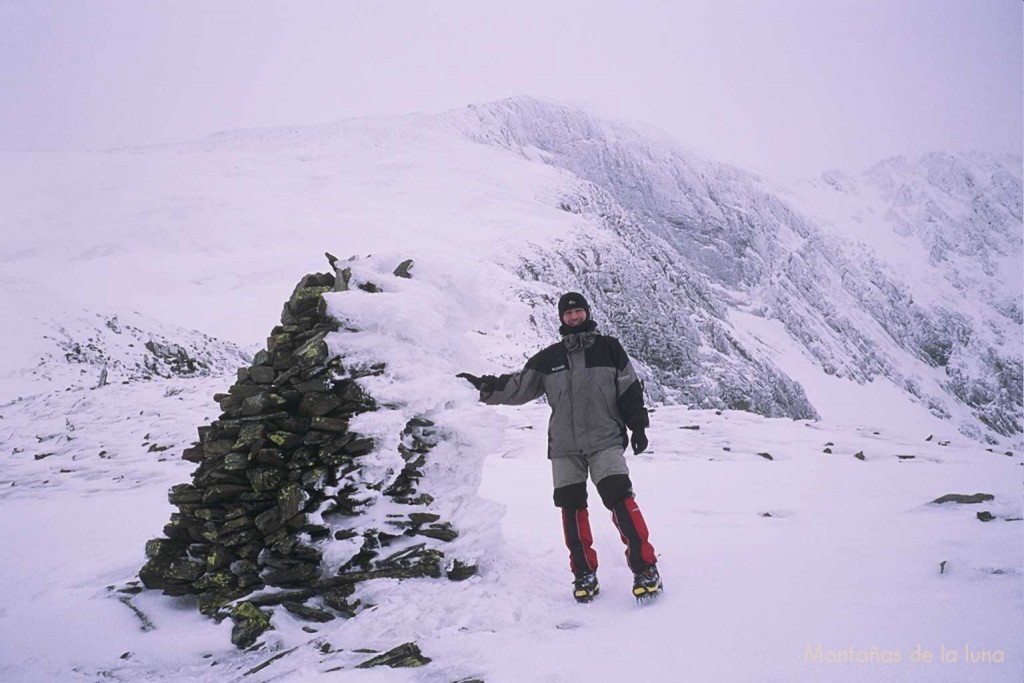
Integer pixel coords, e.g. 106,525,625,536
446,559,478,581
929,493,995,505
418,522,459,542
230,602,272,649
356,641,431,669
976,511,995,522
242,646,299,677
854,451,866,460
757,452,773,460
393,259,415,278
115,595,155,632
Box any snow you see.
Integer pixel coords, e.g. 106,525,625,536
0,100,1020,681
729,310,961,438
1,397,1019,681
477,405,1021,683
0,116,579,350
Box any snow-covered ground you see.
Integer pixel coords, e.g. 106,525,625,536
0,388,1019,682
0,100,1020,681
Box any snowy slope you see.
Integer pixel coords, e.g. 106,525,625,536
0,115,577,410
792,152,1023,436
0,281,251,402
0,98,1021,682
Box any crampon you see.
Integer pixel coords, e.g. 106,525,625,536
632,564,662,603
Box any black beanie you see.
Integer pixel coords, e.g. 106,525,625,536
557,292,591,318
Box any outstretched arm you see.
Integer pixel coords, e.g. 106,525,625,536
457,356,546,406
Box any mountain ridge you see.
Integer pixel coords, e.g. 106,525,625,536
1,96,1019,443
444,96,1022,441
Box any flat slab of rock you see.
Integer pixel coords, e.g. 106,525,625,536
282,601,336,622
930,493,995,505
357,642,431,669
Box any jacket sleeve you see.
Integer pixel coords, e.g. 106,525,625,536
478,354,546,406
609,338,649,431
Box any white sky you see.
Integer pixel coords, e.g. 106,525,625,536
1,0,1020,179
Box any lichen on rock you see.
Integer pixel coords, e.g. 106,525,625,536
137,260,474,649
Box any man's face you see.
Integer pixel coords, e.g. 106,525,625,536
561,307,588,327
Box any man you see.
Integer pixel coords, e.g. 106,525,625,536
457,292,662,603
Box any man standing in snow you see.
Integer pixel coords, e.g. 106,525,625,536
457,292,661,603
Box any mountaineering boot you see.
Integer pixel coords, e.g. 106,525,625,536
573,571,600,603
632,563,662,602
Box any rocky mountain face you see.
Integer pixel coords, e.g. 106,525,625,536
807,152,1022,439
445,97,1022,442
501,182,818,419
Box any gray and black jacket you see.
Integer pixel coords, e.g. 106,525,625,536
478,328,649,458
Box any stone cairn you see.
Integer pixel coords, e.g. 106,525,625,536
139,261,474,652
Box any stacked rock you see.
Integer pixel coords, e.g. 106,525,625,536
139,266,474,649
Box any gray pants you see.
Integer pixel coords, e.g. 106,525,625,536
551,445,630,489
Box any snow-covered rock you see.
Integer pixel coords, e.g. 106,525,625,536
446,97,1023,441
0,284,251,403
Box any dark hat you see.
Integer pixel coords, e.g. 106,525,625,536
557,292,591,317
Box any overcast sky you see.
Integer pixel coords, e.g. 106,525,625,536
1,0,1020,179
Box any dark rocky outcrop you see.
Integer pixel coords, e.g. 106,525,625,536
929,493,995,505
139,266,471,649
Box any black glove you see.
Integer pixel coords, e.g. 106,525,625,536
456,372,483,390
630,427,649,455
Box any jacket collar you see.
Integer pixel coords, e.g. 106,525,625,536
559,318,597,336
562,325,598,351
